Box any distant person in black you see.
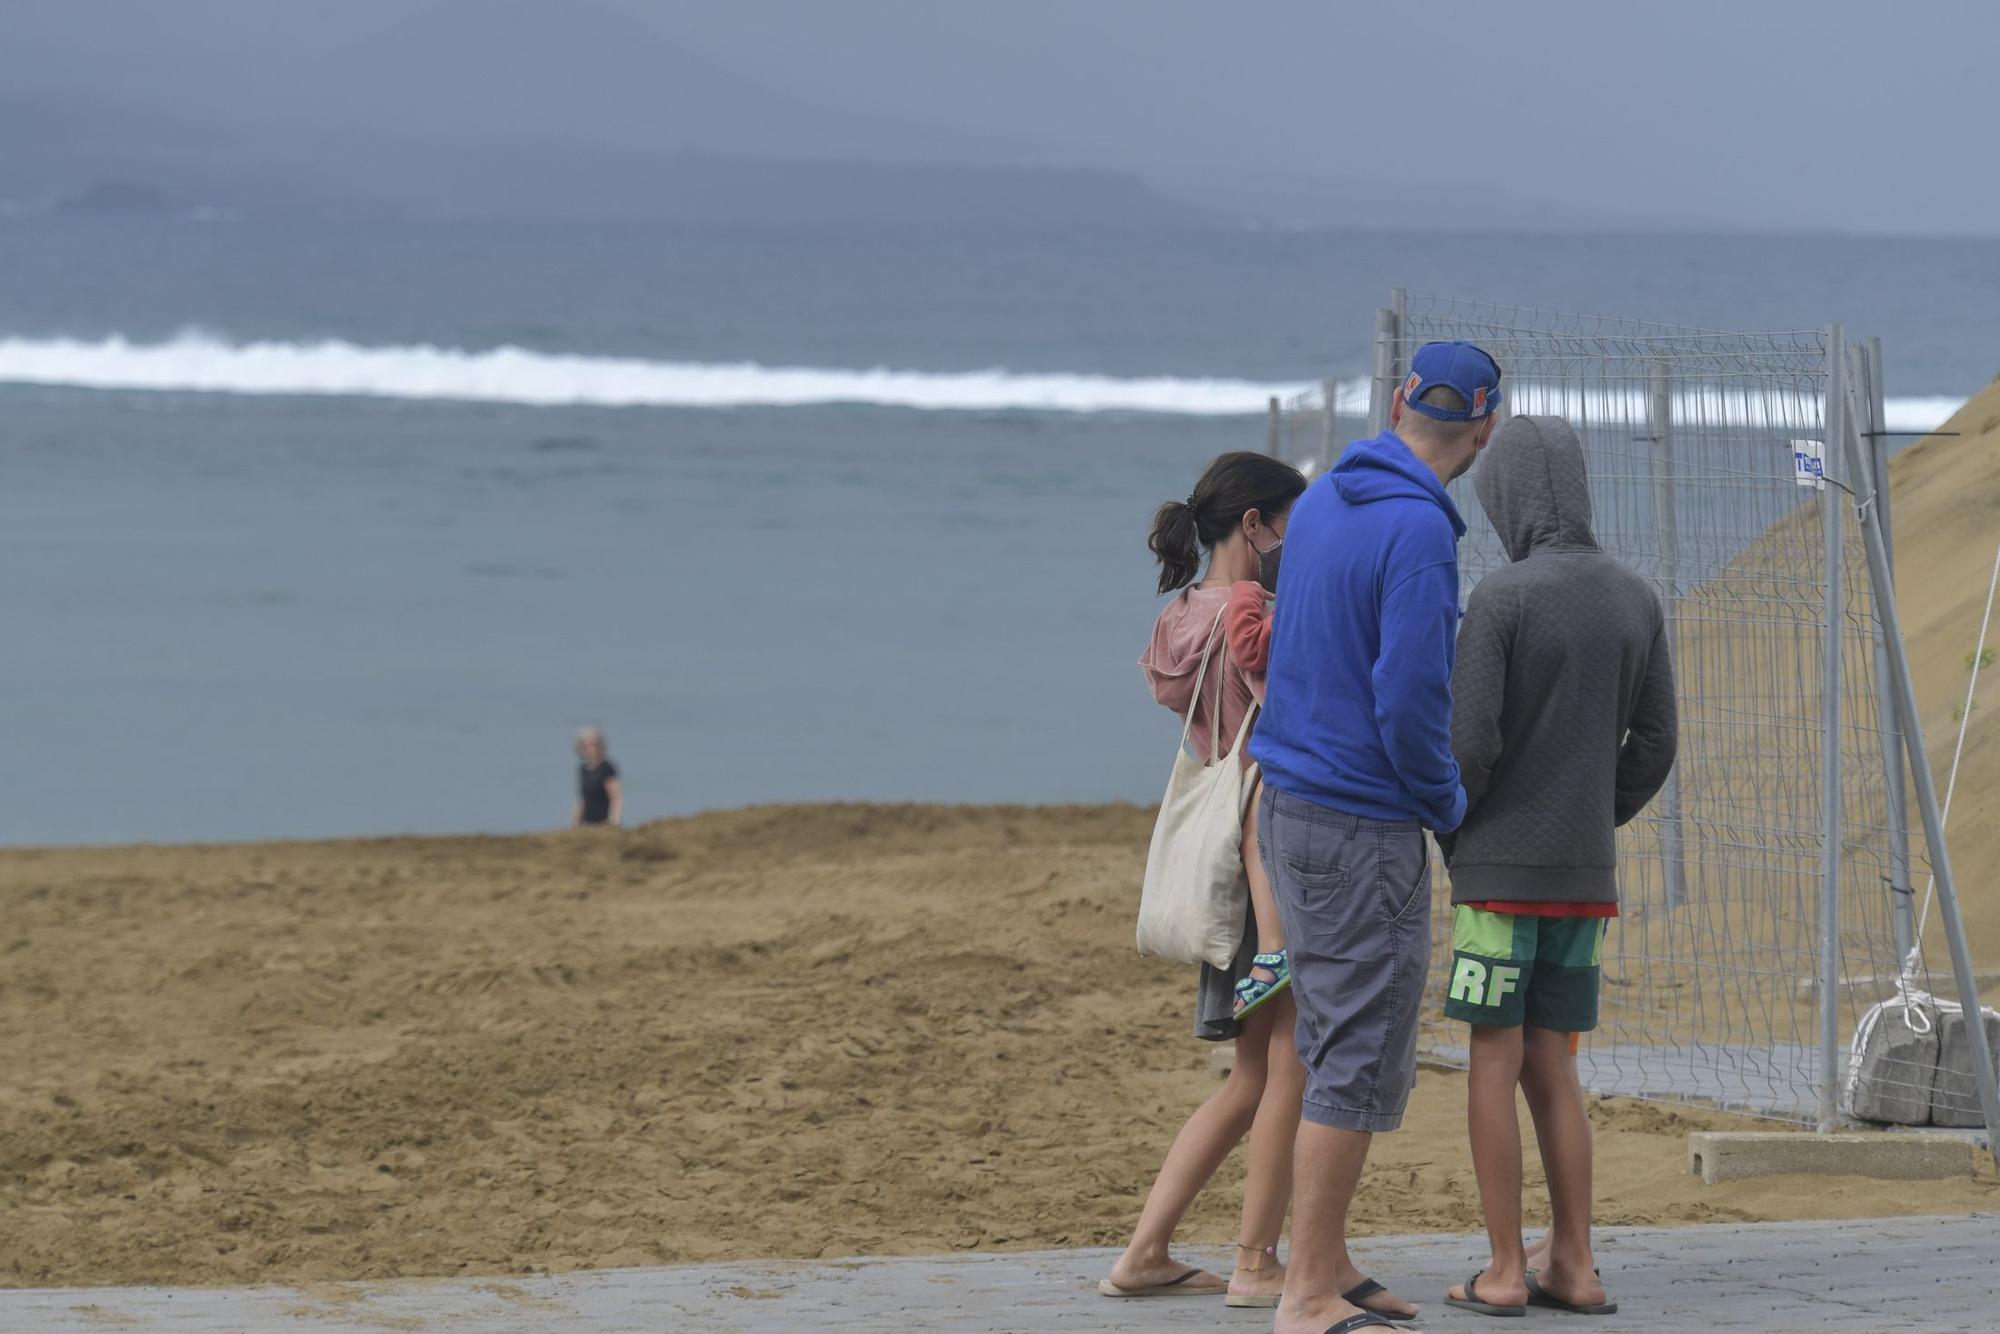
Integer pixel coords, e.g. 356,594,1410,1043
573,728,622,828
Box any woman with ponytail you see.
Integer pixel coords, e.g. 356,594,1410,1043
1101,451,1310,1307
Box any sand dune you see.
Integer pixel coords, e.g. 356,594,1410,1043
1884,377,2000,963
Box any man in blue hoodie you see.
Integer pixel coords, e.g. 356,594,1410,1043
1251,340,1501,1334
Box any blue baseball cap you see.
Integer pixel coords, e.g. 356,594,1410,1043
1402,340,1503,421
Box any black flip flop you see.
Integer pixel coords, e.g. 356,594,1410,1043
1526,1271,1618,1315
1342,1278,1413,1318
1319,1314,1401,1333
1095,1265,1225,1297
1444,1269,1527,1318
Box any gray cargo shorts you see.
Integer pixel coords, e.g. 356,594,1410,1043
1259,785,1431,1133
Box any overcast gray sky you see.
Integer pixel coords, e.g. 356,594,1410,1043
656,0,1998,234
9,0,1997,234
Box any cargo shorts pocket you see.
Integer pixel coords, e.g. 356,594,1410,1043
1278,815,1354,900
1376,829,1429,925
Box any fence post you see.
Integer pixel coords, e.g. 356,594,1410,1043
1864,336,1914,963
1646,362,1688,909
1266,395,1281,459
1316,379,1336,470
1366,307,1396,438
1817,324,1847,1133
1391,287,1410,386
1838,355,2000,1149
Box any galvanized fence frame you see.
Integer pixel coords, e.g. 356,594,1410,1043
1272,292,1996,1143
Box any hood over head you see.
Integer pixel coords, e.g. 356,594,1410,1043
1473,415,1597,562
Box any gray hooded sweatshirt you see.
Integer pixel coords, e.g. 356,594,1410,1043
1443,415,1678,906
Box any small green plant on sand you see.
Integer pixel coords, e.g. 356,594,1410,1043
1952,644,1992,724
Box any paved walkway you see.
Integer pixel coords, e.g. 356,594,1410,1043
1424,1040,1825,1121
5,1214,1995,1332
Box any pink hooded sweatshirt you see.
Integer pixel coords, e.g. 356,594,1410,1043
1140,583,1270,765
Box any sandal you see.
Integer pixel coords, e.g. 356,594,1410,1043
1318,1315,1401,1332
1341,1277,1415,1319
1445,1269,1527,1318
1251,1277,1413,1318
1526,1272,1617,1315
1097,1266,1227,1298
1233,950,1292,1019
1222,1241,1286,1308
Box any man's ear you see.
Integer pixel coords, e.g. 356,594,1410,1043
1475,414,1500,448
1389,385,1406,429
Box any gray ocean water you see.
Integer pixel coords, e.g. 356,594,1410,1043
5,219,1995,844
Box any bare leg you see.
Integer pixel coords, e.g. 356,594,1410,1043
1243,784,1286,957
1448,1024,1529,1308
1107,1022,1269,1290
1234,794,1287,1022
1520,1026,1607,1307
1521,1032,1580,1271
1274,1121,1419,1332
1228,991,1301,1302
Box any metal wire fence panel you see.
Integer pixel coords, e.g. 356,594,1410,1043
1270,380,1368,478
1381,295,1911,1123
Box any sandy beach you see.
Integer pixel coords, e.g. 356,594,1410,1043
1,800,1995,1291
2,385,1996,1291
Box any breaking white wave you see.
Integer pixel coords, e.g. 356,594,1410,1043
0,331,1316,415
0,331,1965,432
1497,383,1964,438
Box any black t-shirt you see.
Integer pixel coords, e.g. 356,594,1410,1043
578,760,618,824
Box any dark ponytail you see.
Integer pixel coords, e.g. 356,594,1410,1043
1148,497,1204,594
1149,451,1307,595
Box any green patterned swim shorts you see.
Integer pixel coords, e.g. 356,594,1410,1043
1443,904,1605,1032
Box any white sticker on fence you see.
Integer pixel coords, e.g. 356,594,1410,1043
1792,439,1827,490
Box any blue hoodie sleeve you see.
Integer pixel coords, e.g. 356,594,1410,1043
1372,554,1468,832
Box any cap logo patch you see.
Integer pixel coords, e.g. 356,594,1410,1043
1473,386,1488,415
1405,371,1422,398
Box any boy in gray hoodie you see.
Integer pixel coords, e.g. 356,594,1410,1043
1440,415,1677,1319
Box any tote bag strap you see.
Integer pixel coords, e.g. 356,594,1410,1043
1175,605,1235,759
1221,686,1261,762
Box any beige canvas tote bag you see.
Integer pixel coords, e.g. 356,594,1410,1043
1136,608,1256,969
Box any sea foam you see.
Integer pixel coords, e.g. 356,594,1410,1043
0,331,1964,432
0,332,1312,415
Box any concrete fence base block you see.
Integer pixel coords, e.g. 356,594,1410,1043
1846,1003,1940,1124
1932,1007,2000,1128
1687,1131,1972,1184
